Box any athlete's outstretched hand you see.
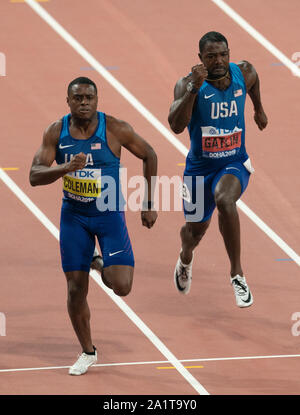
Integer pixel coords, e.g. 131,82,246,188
190,64,208,88
254,109,268,130
141,210,158,229
65,152,87,172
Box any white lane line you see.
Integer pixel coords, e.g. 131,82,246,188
90,270,209,395
211,0,300,77
24,0,187,157
24,0,300,266
1,353,300,373
0,169,59,240
0,168,208,395
238,200,300,266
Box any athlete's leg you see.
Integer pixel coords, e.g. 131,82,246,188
213,174,243,277
180,171,215,264
174,220,211,294
179,219,211,265
59,206,96,353
174,170,216,293
95,211,135,296
213,165,253,307
65,270,94,353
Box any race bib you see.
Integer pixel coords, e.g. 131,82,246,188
201,126,242,159
63,168,101,200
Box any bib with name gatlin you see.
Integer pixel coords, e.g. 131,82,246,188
55,111,122,215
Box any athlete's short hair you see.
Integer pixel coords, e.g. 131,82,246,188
67,77,98,96
199,32,228,54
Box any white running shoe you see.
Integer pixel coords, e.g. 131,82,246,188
231,275,253,308
69,350,97,376
174,254,193,294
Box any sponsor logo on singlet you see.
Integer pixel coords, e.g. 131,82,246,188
201,126,242,159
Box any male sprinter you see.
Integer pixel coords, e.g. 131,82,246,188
168,32,267,307
30,77,157,375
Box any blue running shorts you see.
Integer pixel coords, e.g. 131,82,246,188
59,204,135,272
183,161,250,223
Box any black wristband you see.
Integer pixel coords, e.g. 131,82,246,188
186,81,199,94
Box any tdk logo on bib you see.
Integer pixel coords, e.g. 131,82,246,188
70,170,96,178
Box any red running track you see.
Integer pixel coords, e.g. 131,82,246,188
0,0,299,396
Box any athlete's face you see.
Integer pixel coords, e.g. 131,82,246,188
67,84,98,120
199,41,230,79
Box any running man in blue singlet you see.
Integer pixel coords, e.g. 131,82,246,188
30,77,157,375
168,32,267,307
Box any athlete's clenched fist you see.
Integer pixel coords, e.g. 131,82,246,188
65,152,87,172
190,64,208,88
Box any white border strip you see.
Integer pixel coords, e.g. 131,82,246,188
0,168,208,395
1,353,300,374
211,0,300,77
24,0,300,266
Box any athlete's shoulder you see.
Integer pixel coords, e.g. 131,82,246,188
236,60,257,90
106,114,132,135
43,117,64,144
171,74,193,100
45,117,63,135
106,114,142,149
236,60,254,73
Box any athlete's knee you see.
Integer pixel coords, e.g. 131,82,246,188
67,278,88,305
215,194,237,215
103,266,133,296
113,280,132,297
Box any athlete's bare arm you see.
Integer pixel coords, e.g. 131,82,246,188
29,120,87,186
238,60,268,131
106,115,158,228
168,64,208,134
